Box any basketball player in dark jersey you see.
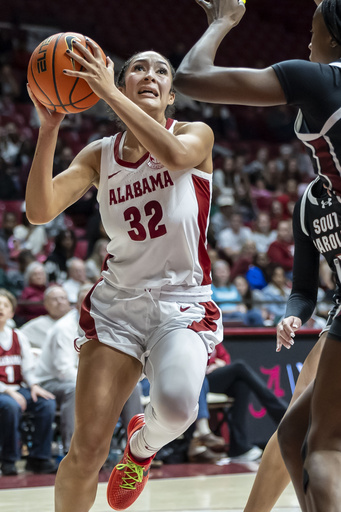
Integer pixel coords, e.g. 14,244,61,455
275,177,341,511
174,0,341,510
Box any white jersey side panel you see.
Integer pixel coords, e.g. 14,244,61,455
97,119,212,294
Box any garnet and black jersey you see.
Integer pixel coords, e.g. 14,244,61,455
273,59,341,195
286,177,341,322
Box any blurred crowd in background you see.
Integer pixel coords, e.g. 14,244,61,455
0,12,334,331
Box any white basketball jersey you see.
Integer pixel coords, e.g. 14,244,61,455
97,119,212,298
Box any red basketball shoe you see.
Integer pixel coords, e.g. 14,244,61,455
107,414,155,510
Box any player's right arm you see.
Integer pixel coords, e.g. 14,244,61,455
174,0,287,106
26,86,99,225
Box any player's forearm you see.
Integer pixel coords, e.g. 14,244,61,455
105,90,196,170
174,19,234,100
26,126,59,224
285,292,317,325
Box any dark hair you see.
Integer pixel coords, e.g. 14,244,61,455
322,0,341,46
234,275,253,310
115,51,176,123
54,229,77,256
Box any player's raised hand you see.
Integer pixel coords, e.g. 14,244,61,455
195,0,246,26
64,39,116,103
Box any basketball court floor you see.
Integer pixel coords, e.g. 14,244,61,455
0,460,300,512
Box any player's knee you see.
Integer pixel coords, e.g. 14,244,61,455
153,388,198,431
68,430,111,472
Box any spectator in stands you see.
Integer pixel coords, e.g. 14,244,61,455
0,248,17,296
230,239,258,282
85,238,108,283
193,343,287,461
262,159,282,193
246,251,271,291
65,185,97,231
44,213,68,240
0,64,20,100
268,198,286,230
6,248,35,297
35,284,143,455
259,265,292,325
217,212,252,262
201,103,238,141
250,212,277,253
212,153,234,192
0,156,20,200
276,143,295,173
85,209,108,258
16,262,48,324
12,208,48,258
212,259,259,326
282,156,302,183
53,146,75,177
188,377,226,463
234,179,256,223
63,258,89,304
267,220,294,275
232,275,265,326
0,122,21,165
20,285,71,350
209,192,235,241
213,153,250,200
245,146,270,177
0,211,18,250
0,211,17,266
0,288,57,476
45,228,77,283
33,285,89,454
275,178,299,220
15,138,36,198
250,175,274,214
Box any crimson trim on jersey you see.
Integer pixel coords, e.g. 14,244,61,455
307,136,341,194
188,301,220,333
192,174,212,285
113,119,175,169
78,254,112,347
79,280,101,344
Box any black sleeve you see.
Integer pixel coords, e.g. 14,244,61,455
272,59,334,108
285,200,320,323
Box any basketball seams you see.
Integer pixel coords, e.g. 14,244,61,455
38,92,97,110
68,37,97,111
27,31,104,114
28,44,56,112
53,34,69,113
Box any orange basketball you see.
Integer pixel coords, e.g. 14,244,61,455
27,32,106,114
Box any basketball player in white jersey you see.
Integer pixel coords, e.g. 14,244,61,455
26,45,223,512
